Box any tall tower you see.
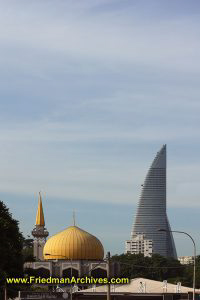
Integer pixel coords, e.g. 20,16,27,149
130,145,177,258
32,192,49,261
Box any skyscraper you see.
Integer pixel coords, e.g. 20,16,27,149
128,145,177,258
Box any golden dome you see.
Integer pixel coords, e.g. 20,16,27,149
43,226,104,260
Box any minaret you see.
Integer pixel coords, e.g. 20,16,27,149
32,192,49,261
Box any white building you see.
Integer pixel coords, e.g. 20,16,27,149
125,234,153,257
178,256,194,265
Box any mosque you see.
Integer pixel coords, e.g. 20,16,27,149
24,193,118,278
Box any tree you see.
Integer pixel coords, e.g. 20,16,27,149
111,253,189,285
23,238,35,262
0,200,24,298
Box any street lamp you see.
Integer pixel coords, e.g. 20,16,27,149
158,229,196,300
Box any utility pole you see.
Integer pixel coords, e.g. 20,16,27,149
4,282,7,300
107,252,111,300
70,259,73,300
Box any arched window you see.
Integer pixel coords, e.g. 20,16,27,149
35,267,50,278
91,268,107,278
62,268,79,279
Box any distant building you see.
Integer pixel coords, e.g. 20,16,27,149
178,256,194,265
129,145,177,258
125,234,153,257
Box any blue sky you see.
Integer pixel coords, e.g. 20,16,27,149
1,0,200,257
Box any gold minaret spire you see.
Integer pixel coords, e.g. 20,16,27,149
35,192,45,226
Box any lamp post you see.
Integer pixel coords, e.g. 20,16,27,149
158,229,196,300
106,252,111,300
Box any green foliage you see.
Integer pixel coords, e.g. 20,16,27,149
112,253,197,287
22,238,35,262
0,200,24,298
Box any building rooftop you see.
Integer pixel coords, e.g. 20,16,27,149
79,277,199,294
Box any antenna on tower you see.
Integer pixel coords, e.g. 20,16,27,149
73,210,76,226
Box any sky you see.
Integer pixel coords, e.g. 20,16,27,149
1,0,200,257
